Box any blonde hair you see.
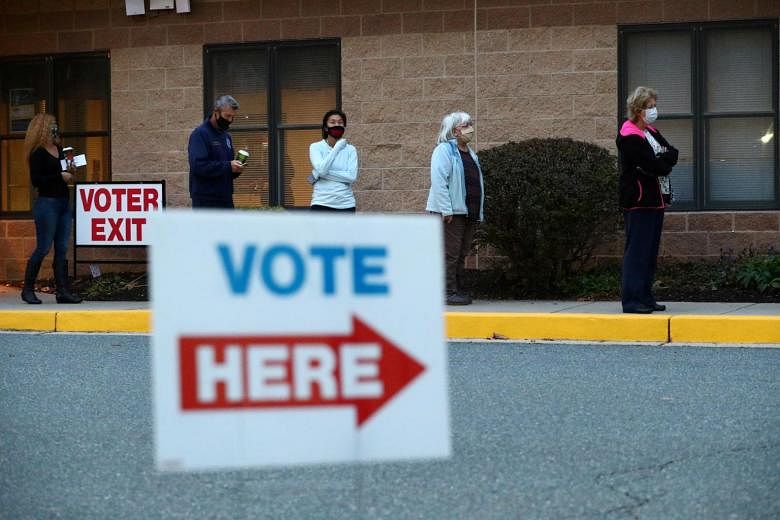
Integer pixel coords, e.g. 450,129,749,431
24,113,56,159
626,86,657,122
437,111,471,143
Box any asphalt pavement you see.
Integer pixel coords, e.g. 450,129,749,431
1,334,778,519
0,285,778,343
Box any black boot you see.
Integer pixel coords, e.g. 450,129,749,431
21,259,42,304
53,257,82,304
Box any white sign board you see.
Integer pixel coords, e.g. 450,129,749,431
75,183,164,246
150,210,450,472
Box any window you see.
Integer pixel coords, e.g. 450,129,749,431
0,53,110,214
204,40,340,208
619,20,778,210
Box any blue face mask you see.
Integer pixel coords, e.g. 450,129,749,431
644,107,658,124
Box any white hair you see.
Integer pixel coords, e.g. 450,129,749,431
437,111,471,143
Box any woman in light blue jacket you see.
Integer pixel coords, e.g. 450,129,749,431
426,111,484,306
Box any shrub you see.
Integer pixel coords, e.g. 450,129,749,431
735,252,780,294
477,138,619,293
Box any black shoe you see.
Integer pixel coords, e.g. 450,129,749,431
652,303,666,312
21,287,42,304
623,304,654,314
446,293,472,306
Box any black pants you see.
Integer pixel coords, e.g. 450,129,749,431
622,209,664,311
444,215,476,296
192,197,234,209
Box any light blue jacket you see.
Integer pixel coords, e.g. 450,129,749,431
426,139,484,221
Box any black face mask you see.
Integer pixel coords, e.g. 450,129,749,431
215,112,231,131
326,125,345,139
51,125,60,139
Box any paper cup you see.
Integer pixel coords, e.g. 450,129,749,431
236,149,249,165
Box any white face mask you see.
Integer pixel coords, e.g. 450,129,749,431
459,125,474,143
643,107,658,124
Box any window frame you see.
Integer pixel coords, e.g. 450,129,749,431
618,19,779,211
0,51,111,218
203,38,342,208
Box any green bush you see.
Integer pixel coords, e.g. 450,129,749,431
477,138,619,293
735,253,780,293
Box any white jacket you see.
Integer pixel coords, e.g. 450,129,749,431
309,138,358,209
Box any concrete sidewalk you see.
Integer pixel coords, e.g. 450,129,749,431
0,285,778,343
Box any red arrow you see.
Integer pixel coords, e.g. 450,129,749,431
178,315,425,427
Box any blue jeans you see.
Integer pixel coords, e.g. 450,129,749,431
29,196,72,265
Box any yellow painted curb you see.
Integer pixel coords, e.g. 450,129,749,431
670,316,780,344
0,311,56,332
446,312,670,342
55,310,152,333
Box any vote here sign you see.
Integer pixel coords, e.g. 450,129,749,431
75,182,164,246
150,210,450,472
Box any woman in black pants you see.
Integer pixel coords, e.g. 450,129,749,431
616,86,678,314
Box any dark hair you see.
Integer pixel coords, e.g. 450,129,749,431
321,109,347,139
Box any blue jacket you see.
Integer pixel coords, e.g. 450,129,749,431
426,139,484,221
188,119,237,204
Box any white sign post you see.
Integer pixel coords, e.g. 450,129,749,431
150,210,450,471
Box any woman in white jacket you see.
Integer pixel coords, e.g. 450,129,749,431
308,109,358,212
426,111,484,306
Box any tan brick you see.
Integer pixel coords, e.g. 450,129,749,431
752,232,780,253
381,168,429,190
617,1,663,23
402,56,445,78
708,232,755,255
477,52,530,75
481,7,530,30
709,0,756,18
443,10,475,33
129,69,165,91
361,101,408,123
573,2,617,25
380,78,425,100
574,49,616,72
380,33,423,57
424,77,473,99
383,0,421,12
224,0,262,20
321,16,362,37
242,20,282,41
131,27,167,47
402,11,444,33
0,238,28,259
444,54,475,76
354,169,383,191
342,36,382,59
662,213,686,232
592,25,617,49
166,67,202,88
735,212,780,232
531,4,574,27
362,14,403,35
661,232,707,257
146,46,186,69
477,30,508,53
423,33,467,56
358,189,410,212
478,74,550,97
661,0,707,21
688,213,733,232
527,50,573,73
550,26,594,51
168,24,204,45
362,57,402,80
507,27,550,52
282,18,321,38
594,116,617,140
262,0,299,18
94,27,129,49
58,30,93,52
343,80,384,102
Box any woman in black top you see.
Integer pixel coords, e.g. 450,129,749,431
21,113,81,304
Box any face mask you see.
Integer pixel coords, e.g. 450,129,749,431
326,125,345,139
51,125,60,139
459,126,474,143
216,112,231,131
643,107,658,124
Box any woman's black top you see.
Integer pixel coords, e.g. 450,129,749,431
459,148,482,220
30,147,68,198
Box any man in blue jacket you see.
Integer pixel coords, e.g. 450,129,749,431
188,95,244,208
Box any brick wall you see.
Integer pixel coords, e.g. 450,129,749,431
0,0,778,280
